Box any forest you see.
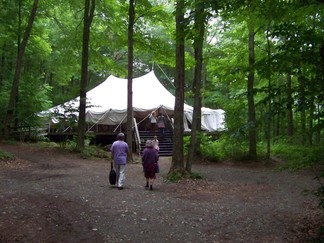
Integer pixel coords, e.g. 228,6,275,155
0,1,323,177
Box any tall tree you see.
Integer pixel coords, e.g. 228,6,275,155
264,26,272,161
286,73,294,136
2,0,39,139
298,74,307,145
126,0,135,161
246,1,257,159
76,0,95,151
170,0,186,174
186,0,206,172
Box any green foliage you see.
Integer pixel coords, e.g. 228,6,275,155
61,139,77,151
167,171,202,182
199,133,223,162
36,141,60,148
27,139,110,160
55,134,109,159
49,101,80,131
0,150,15,161
80,145,111,160
18,79,53,126
167,172,183,182
187,132,249,162
271,141,323,171
190,171,203,179
184,131,250,162
183,135,190,155
0,0,323,178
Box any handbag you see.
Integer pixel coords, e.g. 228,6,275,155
155,162,160,173
109,161,117,185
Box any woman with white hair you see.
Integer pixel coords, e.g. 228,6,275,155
142,139,158,190
110,132,129,190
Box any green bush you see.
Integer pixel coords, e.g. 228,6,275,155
37,141,60,148
200,141,222,161
61,139,77,151
190,171,203,179
167,172,183,182
0,150,15,160
183,135,190,155
271,142,323,171
199,134,249,162
167,171,203,182
80,145,110,159
184,132,250,162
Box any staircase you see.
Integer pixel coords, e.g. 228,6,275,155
138,130,173,157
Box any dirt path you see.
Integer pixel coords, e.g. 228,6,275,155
0,142,322,242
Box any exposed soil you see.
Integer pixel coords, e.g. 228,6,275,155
0,142,323,243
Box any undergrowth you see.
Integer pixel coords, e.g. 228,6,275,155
167,171,203,182
58,138,110,160
0,150,15,160
184,133,249,162
271,143,323,171
80,145,110,159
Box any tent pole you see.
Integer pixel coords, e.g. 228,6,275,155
133,117,141,155
156,63,175,88
113,114,127,132
63,126,71,133
159,106,174,132
134,108,159,128
86,109,111,132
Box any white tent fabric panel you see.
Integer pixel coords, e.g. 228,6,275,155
84,71,192,113
86,109,127,125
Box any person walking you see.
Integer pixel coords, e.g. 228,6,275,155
152,135,159,153
157,113,166,137
142,140,158,191
110,132,129,190
149,111,157,131
152,135,160,173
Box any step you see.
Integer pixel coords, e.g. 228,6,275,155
138,130,173,157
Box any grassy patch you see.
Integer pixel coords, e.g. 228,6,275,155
80,145,110,160
271,143,323,171
190,171,203,179
167,172,183,182
0,150,15,160
167,170,203,182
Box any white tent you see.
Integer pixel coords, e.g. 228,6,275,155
44,71,225,132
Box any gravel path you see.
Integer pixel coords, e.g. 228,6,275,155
0,143,322,242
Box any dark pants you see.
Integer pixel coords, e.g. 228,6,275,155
159,127,165,137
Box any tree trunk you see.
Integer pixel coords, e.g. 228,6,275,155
286,73,294,136
308,96,314,145
127,0,135,161
14,0,22,131
275,90,281,137
186,2,205,172
299,75,306,145
2,0,39,139
315,103,321,145
247,30,257,159
170,0,186,174
0,42,6,87
77,0,95,151
265,28,272,161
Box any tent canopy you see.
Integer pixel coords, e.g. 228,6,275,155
44,71,225,132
